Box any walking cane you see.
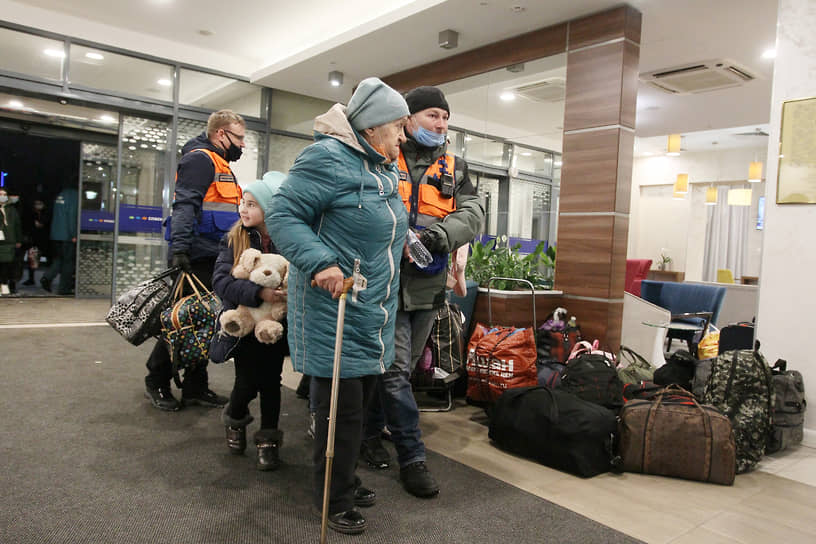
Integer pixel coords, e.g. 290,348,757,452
318,260,366,544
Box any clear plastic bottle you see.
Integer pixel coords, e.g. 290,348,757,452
406,229,432,268
568,316,577,329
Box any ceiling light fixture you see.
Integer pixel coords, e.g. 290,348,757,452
438,29,459,50
762,48,776,59
499,91,516,102
85,52,104,60
98,115,116,124
674,173,689,194
157,79,172,87
328,70,343,87
727,188,752,206
666,134,681,156
520,152,532,156
7,100,24,109
748,161,763,182
705,187,718,206
44,48,65,58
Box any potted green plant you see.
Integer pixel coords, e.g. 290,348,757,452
658,249,673,271
465,237,561,330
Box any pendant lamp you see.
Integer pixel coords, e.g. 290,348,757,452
727,188,752,206
748,161,763,182
705,187,718,205
673,173,689,194
667,134,681,156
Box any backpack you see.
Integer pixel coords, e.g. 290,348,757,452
560,352,624,410
535,324,582,364
702,347,774,473
653,350,697,391
767,359,806,453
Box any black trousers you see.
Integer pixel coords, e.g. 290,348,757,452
145,257,216,392
0,261,14,285
226,336,286,429
312,374,378,514
43,240,76,294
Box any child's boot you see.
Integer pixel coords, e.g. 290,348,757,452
221,404,253,454
255,429,283,471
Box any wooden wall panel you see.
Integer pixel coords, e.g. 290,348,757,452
568,5,642,50
382,24,567,92
563,42,626,131
471,293,564,333
560,128,621,213
560,297,624,352
554,215,614,299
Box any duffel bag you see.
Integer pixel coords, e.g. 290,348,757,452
618,385,736,485
560,352,624,410
617,345,656,384
489,386,621,478
160,273,222,381
466,323,538,404
106,267,179,346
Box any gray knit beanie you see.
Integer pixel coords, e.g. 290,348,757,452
346,77,409,131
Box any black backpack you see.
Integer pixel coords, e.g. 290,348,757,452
560,353,624,410
489,386,621,478
653,350,697,390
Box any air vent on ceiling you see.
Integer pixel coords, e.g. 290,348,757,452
511,77,566,103
640,59,756,94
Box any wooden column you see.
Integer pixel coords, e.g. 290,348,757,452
554,6,641,350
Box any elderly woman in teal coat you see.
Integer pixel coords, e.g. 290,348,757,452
268,77,409,536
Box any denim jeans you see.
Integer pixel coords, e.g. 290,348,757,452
365,308,436,468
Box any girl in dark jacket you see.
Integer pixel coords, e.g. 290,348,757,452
210,175,288,471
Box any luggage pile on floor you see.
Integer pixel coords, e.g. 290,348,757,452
475,317,806,485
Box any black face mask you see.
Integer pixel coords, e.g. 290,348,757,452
222,132,243,162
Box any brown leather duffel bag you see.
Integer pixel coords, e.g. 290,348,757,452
618,385,736,485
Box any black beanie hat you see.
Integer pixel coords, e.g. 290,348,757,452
404,86,450,115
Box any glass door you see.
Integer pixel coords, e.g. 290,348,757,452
77,143,117,297
113,116,170,297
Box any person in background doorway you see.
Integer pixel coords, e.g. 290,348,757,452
361,86,484,499
40,185,77,295
268,77,410,535
143,109,245,412
22,199,49,286
0,188,22,295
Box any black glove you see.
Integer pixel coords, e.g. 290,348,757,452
418,229,441,253
172,252,192,273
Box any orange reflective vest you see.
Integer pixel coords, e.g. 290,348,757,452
397,151,457,228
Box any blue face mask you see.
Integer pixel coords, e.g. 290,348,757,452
411,126,446,148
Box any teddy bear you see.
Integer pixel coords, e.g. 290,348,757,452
219,248,288,344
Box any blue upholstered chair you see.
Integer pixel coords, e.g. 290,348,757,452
639,280,727,354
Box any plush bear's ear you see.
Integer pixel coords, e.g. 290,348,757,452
239,248,262,271
232,264,250,280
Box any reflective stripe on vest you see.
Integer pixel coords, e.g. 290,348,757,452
397,151,457,228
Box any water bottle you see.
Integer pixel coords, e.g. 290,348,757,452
406,229,432,268
568,316,577,329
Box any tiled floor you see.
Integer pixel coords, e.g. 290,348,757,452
285,364,816,544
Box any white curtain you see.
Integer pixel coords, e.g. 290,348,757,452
702,187,749,281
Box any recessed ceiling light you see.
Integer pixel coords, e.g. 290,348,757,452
762,48,776,59
85,52,104,60
7,100,24,109
499,92,516,101
521,152,532,156
98,115,116,123
44,48,65,58
128,146,136,150
157,79,172,87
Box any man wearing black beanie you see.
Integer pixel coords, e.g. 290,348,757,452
361,86,484,498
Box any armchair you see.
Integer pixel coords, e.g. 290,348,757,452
625,259,652,296
639,280,726,355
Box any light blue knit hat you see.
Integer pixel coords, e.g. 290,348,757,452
243,171,285,213
346,77,409,131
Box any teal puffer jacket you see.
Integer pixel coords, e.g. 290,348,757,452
268,104,408,379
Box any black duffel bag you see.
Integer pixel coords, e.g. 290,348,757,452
488,386,621,478
106,267,179,346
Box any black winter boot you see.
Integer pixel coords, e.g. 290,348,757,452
221,404,254,454
255,429,283,471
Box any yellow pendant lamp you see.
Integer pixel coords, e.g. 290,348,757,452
705,187,718,205
666,134,681,156
673,173,689,194
748,161,763,182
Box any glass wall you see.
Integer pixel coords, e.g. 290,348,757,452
179,69,262,117
69,45,174,102
0,27,64,82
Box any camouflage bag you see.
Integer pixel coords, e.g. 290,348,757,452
702,347,774,473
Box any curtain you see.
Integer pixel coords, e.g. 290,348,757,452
702,187,749,281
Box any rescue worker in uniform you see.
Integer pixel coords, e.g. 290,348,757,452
361,87,485,497
144,109,246,411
